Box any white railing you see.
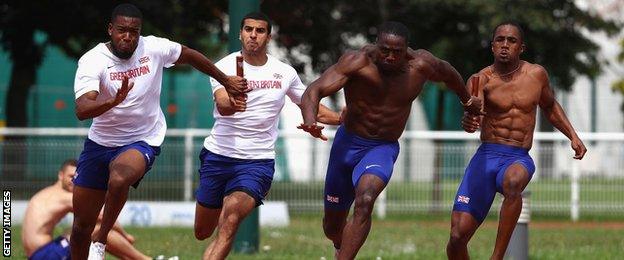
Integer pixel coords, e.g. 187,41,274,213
2,127,624,220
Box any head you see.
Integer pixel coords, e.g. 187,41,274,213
57,159,77,192
491,22,525,63
240,12,272,55
108,3,143,59
375,21,410,72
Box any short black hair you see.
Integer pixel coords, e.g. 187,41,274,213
111,3,143,22
59,159,77,172
377,21,410,44
492,21,524,42
240,12,272,34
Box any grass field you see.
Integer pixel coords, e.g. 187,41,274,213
11,215,624,259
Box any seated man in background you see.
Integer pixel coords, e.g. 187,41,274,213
22,159,166,260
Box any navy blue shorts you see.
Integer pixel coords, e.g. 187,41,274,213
74,138,160,190
195,149,274,208
29,236,70,260
324,125,400,210
453,143,535,223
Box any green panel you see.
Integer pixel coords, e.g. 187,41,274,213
0,48,12,122
419,83,467,179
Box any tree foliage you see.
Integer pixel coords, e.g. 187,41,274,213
613,38,624,110
0,0,228,127
263,0,620,90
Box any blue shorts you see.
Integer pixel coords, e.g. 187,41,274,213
74,138,161,190
196,149,274,208
324,125,400,210
29,236,70,260
453,143,535,223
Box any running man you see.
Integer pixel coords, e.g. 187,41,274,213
22,159,157,260
71,3,247,259
193,12,340,260
300,21,483,259
446,22,586,260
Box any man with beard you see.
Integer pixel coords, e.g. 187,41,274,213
71,3,247,259
299,21,483,259
193,12,340,260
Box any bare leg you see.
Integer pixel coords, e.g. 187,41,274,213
204,191,256,260
71,186,106,259
93,149,146,244
323,209,349,251
201,208,224,260
446,211,480,260
194,202,221,240
92,224,150,260
491,164,529,260
337,174,385,260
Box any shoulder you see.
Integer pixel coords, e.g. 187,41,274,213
217,52,238,64
78,44,107,65
142,35,174,44
269,55,298,76
335,47,372,73
474,66,492,79
524,61,548,81
408,49,441,73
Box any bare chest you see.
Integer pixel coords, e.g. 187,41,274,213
484,77,541,113
346,69,423,105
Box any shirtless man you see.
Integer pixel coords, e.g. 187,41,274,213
22,159,154,260
446,22,587,260
300,21,482,259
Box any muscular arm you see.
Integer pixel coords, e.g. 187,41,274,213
175,45,248,95
412,49,471,104
536,66,586,159
301,51,368,126
75,77,133,121
297,104,341,126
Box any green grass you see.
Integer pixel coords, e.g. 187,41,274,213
10,215,624,259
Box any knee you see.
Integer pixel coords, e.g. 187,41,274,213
448,228,469,248
194,227,214,240
353,194,375,217
72,218,95,236
503,179,525,198
108,170,133,189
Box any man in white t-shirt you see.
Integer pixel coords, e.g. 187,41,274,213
71,4,247,260
193,12,340,259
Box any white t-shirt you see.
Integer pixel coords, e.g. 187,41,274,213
204,52,306,159
74,36,181,147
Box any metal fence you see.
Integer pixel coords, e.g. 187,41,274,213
1,128,623,220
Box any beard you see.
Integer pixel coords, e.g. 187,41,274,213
110,41,134,59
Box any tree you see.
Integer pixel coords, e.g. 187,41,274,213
0,0,228,180
263,0,619,89
613,38,624,111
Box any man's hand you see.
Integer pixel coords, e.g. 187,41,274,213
461,111,482,133
571,138,587,160
462,96,485,116
113,76,134,106
229,93,247,113
222,75,249,95
297,123,328,141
